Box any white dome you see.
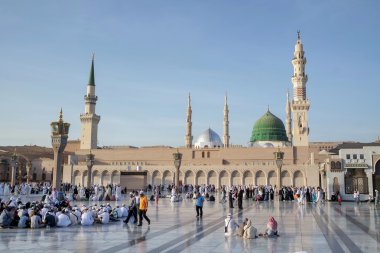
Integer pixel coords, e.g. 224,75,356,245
194,128,223,148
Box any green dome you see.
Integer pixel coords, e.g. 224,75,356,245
250,110,288,142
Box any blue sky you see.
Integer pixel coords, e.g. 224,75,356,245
0,1,379,147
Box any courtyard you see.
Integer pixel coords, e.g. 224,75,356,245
0,195,379,253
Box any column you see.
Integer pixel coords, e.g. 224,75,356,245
366,170,374,198
52,150,63,191
11,164,17,187
26,162,31,184
276,168,281,189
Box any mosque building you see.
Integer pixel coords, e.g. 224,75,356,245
2,32,379,201
62,32,323,192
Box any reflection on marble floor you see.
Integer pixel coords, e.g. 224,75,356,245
0,195,379,253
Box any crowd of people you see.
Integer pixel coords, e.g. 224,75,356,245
0,182,52,196
1,181,379,232
0,189,152,229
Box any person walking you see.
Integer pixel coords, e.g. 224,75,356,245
195,193,205,218
123,192,137,224
137,191,150,226
154,186,160,207
337,191,342,205
237,187,243,210
228,190,234,208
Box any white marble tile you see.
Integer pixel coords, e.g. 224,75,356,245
0,194,379,252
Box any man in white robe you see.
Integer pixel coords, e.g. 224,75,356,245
120,204,128,217
57,209,71,227
98,208,110,224
81,208,94,226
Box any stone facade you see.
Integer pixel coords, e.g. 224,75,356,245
62,146,322,190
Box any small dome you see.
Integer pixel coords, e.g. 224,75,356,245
194,128,223,148
250,110,288,143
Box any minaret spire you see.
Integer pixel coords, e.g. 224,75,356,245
185,93,193,148
223,93,230,148
88,54,95,86
80,55,101,150
291,31,310,146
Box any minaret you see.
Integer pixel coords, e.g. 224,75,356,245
80,55,101,150
185,93,193,148
285,90,292,143
223,94,230,148
291,31,310,146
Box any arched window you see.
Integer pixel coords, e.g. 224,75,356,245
42,173,46,181
330,161,336,169
202,152,205,158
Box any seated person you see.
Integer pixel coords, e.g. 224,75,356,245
0,206,14,228
260,216,278,237
57,209,71,227
114,206,123,218
18,213,30,228
68,208,80,225
43,209,57,227
81,208,94,226
209,195,215,201
243,218,257,239
120,204,128,217
236,219,247,237
224,213,238,236
30,211,45,229
98,208,110,224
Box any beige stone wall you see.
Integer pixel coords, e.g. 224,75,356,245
62,145,322,188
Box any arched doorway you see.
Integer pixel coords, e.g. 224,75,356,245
281,171,291,186
293,170,304,187
93,170,101,185
219,170,229,187
184,170,194,185
102,171,111,186
196,171,206,185
207,170,217,185
243,171,253,186
374,160,380,194
255,170,265,186
231,170,241,186
267,170,276,186
162,170,172,185
152,170,161,186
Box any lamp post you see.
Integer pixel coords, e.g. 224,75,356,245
11,150,18,187
51,109,70,192
274,148,284,189
86,152,95,189
173,150,183,187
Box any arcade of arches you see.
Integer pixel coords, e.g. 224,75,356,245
150,169,307,188
71,169,308,188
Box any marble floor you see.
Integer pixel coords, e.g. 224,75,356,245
0,195,379,253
